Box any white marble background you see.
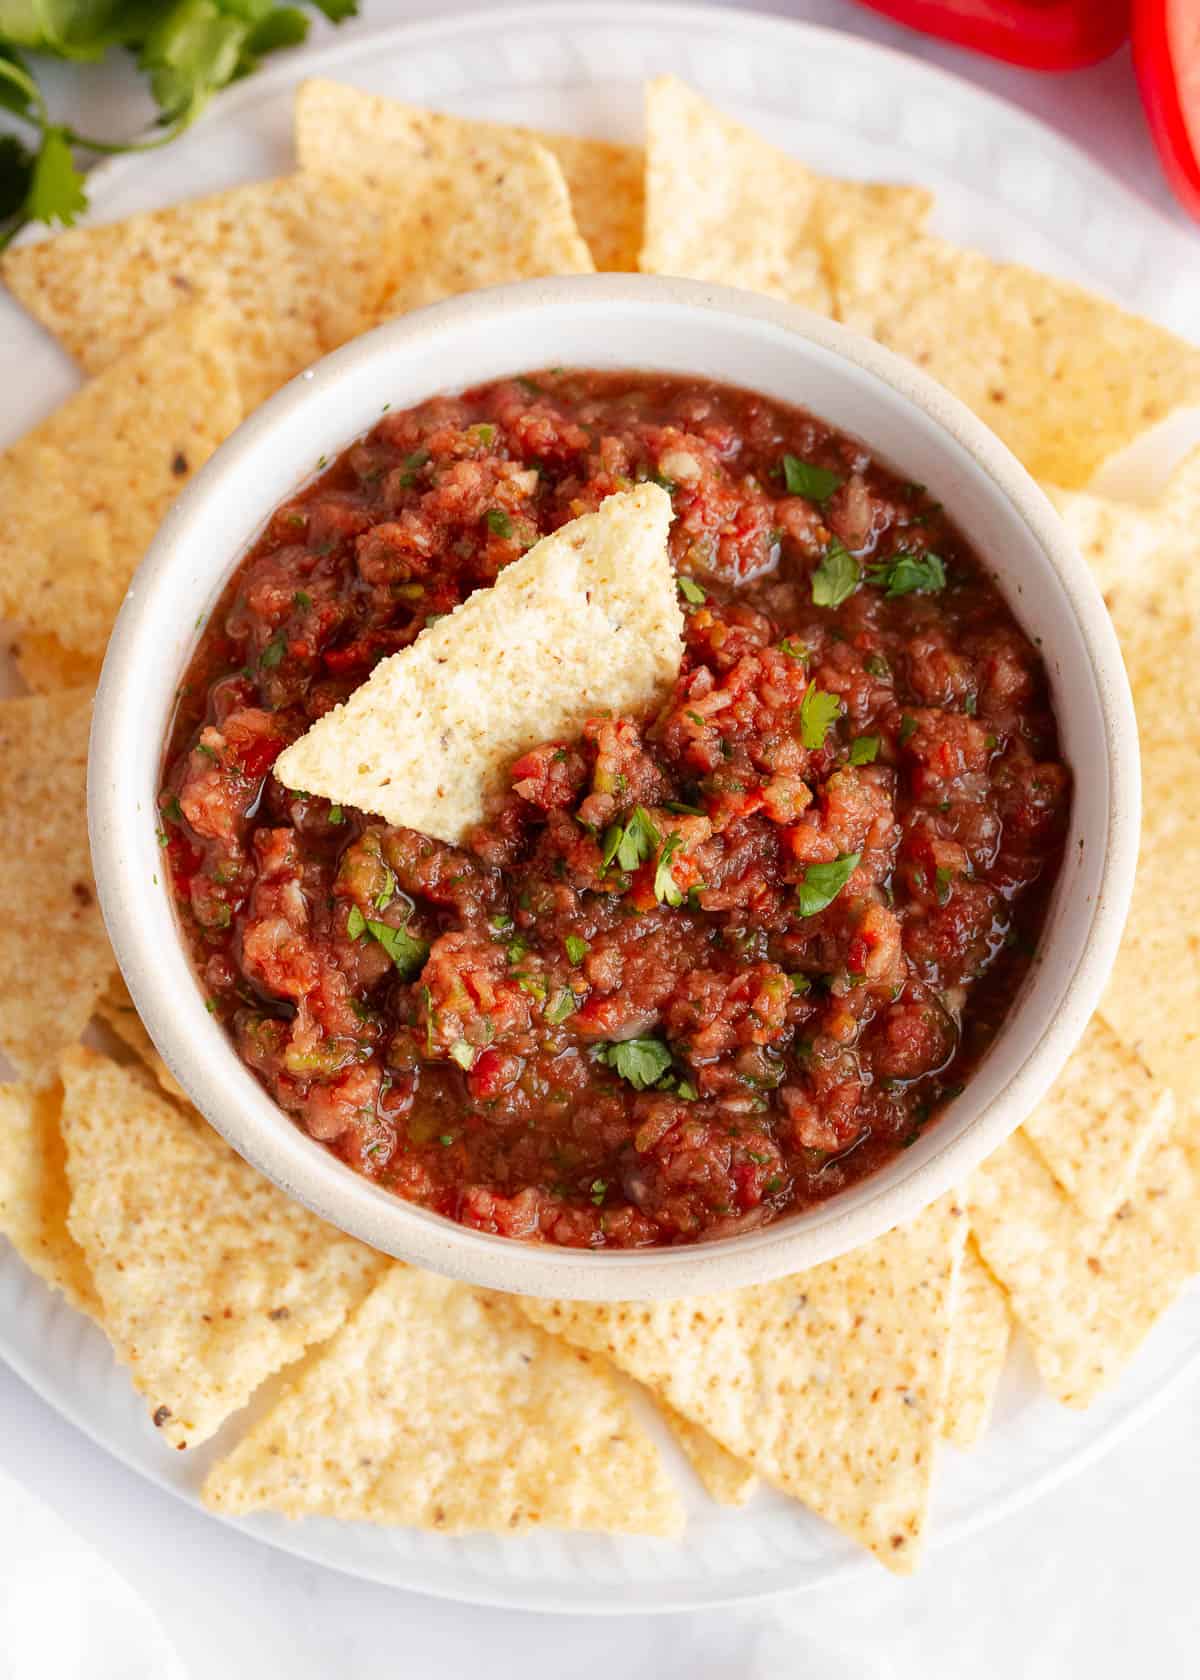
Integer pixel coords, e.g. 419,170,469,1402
3,4,1198,1676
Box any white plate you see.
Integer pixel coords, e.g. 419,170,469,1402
2,0,1199,1614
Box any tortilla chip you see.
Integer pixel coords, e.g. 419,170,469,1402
293,81,593,321
295,79,639,273
0,299,242,661
14,632,102,696
640,77,932,313
275,485,682,842
659,1402,758,1506
1046,460,1200,1104
59,1049,383,1449
1022,1017,1174,1222
203,1266,684,1536
0,1080,98,1317
828,227,1200,488
940,1243,1010,1449
2,174,399,411
520,1194,966,1571
968,1126,1200,1408
0,690,114,1083
94,975,188,1104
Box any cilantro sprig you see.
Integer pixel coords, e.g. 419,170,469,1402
0,4,357,247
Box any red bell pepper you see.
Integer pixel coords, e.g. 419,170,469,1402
1134,1,1200,221
851,1,1130,71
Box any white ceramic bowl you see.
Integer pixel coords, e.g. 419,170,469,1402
88,274,1139,1300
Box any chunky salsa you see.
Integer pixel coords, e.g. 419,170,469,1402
160,369,1070,1248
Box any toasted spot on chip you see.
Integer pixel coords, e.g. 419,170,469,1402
293,81,593,320
969,1124,1200,1409
0,690,114,1083
274,485,682,842
1,175,402,410
202,1266,684,1536
59,1049,384,1449
1046,457,1200,1111
519,1194,966,1571
940,1242,1010,1450
640,76,932,312
1022,1017,1174,1222
659,1400,759,1506
0,299,242,661
295,78,639,273
828,227,1200,487
13,632,102,697
0,1080,98,1317
94,974,188,1105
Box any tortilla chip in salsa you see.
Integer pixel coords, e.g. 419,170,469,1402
274,484,682,842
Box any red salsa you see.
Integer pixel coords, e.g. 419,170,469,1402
160,370,1070,1248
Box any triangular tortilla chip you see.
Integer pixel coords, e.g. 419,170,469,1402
640,77,932,312
295,78,639,272
520,1194,967,1571
94,974,188,1104
940,1242,1010,1449
2,175,400,410
0,1080,98,1318
1021,1017,1174,1222
660,1401,758,1506
203,1266,684,1536
274,484,682,842
293,80,592,321
0,298,242,660
968,1125,1200,1408
828,226,1200,487
1046,459,1200,1106
59,1049,384,1448
0,690,114,1083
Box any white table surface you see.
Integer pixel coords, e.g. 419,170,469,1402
4,4,1199,1676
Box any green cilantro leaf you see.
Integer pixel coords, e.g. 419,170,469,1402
653,831,685,906
899,714,919,747
346,904,366,940
798,681,840,750
365,918,428,978
782,455,842,503
795,851,861,917
778,638,809,663
604,805,660,873
677,576,706,604
564,934,590,964
598,1036,675,1091
788,973,811,994
485,507,513,538
810,541,860,608
259,634,287,669
848,735,880,766
867,551,946,598
27,126,86,228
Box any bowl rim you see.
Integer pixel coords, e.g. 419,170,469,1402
88,272,1140,1300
